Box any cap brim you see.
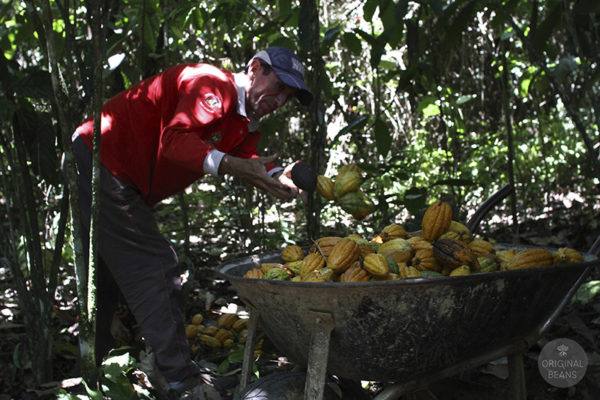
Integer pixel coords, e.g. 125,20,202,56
272,67,313,106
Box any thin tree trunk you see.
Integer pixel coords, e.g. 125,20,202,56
299,0,327,240
49,186,69,297
501,47,520,244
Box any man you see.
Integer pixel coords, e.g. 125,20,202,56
72,47,312,397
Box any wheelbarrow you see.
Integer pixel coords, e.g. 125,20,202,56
216,185,600,399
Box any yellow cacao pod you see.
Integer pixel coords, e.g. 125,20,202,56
448,221,473,243
334,170,362,198
317,175,336,200
411,248,440,272
301,252,326,277
478,255,499,273
450,266,471,276
191,314,204,325
469,239,494,257
507,248,554,270
421,201,453,241
340,264,370,282
399,263,421,278
347,236,377,257
497,249,517,270
554,247,584,264
378,238,413,263
244,268,264,279
303,267,334,282
185,324,199,339
408,236,433,251
217,314,238,329
200,334,221,348
281,245,304,262
310,236,343,257
327,238,360,273
363,253,390,277
285,260,304,275
338,163,363,176
232,319,248,332
214,328,234,343
204,326,218,336
260,263,283,274
222,339,234,349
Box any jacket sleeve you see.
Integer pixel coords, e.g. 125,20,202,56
229,131,283,176
159,75,229,173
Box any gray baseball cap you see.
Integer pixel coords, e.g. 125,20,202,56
251,47,313,106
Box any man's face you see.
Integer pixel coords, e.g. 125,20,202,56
246,60,297,120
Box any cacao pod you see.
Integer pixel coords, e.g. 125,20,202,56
398,263,421,278
448,221,473,243
204,326,218,336
340,264,370,282
408,236,433,251
420,270,444,279
264,267,291,280
260,263,283,274
301,253,326,277
554,247,584,264
317,175,336,200
191,314,204,325
217,314,238,329
507,248,554,270
363,253,390,277
477,255,499,273
411,248,440,272
334,170,362,198
244,268,264,279
378,238,413,263
281,245,304,262
469,239,494,256
373,223,408,243
327,238,360,273
421,201,453,241
433,238,479,271
232,319,248,332
304,267,334,282
310,236,343,257
222,339,234,349
496,249,517,270
200,334,221,348
338,163,363,176
450,266,471,276
214,328,234,343
348,237,377,257
185,324,199,339
338,191,374,220
285,260,304,275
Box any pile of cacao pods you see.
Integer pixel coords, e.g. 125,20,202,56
184,312,252,354
316,163,375,220
243,200,585,282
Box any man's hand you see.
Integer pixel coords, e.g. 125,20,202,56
279,161,309,204
219,154,294,201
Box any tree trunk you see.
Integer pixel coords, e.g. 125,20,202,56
299,0,327,240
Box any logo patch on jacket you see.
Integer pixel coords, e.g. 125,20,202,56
203,94,222,111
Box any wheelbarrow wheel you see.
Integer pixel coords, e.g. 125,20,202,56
240,371,341,400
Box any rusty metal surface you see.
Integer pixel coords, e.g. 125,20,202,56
217,248,599,382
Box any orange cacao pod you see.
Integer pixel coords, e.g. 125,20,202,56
327,238,360,273
363,253,390,277
281,245,304,262
507,248,554,270
421,201,453,241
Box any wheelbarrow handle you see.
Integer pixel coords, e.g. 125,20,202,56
466,184,513,234
588,236,600,256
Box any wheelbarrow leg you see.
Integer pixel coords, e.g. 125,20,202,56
508,353,526,400
238,310,260,394
304,311,335,400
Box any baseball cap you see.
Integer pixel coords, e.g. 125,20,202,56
251,47,313,106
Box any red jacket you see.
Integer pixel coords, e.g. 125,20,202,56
75,64,274,205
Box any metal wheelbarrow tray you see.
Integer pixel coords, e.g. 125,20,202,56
217,186,600,399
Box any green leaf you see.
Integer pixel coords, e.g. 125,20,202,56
363,0,379,21
342,32,362,55
431,178,474,187
380,0,407,48
417,96,440,118
456,94,476,105
333,115,369,142
571,280,600,305
278,0,292,17
374,117,392,157
102,352,136,371
83,380,104,400
141,0,162,52
321,26,341,52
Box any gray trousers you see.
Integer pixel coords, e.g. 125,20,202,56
72,136,197,382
